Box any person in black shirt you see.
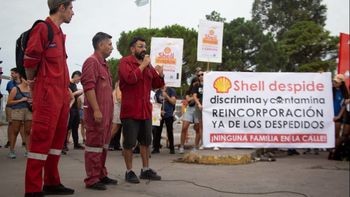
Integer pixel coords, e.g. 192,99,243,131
65,71,84,151
192,71,204,149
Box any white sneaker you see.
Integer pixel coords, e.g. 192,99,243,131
179,147,184,154
199,145,204,150
7,151,16,159
213,147,220,151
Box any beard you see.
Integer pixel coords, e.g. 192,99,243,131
135,51,146,60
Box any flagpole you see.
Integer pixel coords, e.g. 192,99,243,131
149,0,152,28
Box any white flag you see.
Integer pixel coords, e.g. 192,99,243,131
135,0,149,7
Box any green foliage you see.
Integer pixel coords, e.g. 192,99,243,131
222,18,284,71
279,21,338,72
114,3,338,87
252,0,327,39
206,11,226,22
107,58,119,86
252,0,338,72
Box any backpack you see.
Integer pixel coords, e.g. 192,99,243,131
16,20,53,80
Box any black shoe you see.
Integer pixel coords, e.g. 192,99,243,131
115,146,122,151
74,144,84,150
61,150,67,155
151,149,160,154
169,149,175,154
4,141,10,148
24,192,44,197
125,170,140,183
140,169,161,180
100,176,118,185
86,182,106,190
287,149,300,156
63,146,69,151
43,184,74,195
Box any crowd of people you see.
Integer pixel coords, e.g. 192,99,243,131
0,0,349,197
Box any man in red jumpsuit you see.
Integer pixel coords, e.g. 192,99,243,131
118,37,164,183
81,32,118,191
23,1,75,196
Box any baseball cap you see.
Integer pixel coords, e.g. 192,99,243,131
47,0,74,10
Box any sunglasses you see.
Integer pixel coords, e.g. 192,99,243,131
197,73,204,77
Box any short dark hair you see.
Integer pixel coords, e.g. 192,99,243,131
92,32,112,50
10,67,18,73
129,37,146,48
71,70,81,78
49,1,73,15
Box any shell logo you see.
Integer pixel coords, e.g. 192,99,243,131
203,28,218,45
213,76,232,93
164,47,172,54
209,29,215,35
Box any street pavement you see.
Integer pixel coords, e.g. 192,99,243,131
0,123,349,197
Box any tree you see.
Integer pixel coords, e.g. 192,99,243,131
206,11,226,22
107,58,120,86
252,0,327,39
222,18,285,71
279,21,338,72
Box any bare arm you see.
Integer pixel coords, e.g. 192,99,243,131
7,88,28,106
72,89,83,97
163,90,176,105
193,93,202,111
25,67,38,93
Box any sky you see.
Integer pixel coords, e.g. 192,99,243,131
0,0,349,91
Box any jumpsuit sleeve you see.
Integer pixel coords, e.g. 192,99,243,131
118,58,143,85
81,58,98,92
23,23,49,68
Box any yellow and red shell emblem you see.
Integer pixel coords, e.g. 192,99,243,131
213,76,232,93
164,47,172,54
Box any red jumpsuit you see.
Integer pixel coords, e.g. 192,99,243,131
81,52,113,187
23,17,70,193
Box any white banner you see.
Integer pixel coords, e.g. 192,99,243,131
197,20,224,63
150,37,183,87
203,72,335,148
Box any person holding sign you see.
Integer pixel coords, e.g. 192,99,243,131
330,74,349,160
152,85,177,154
179,77,200,153
192,71,218,150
